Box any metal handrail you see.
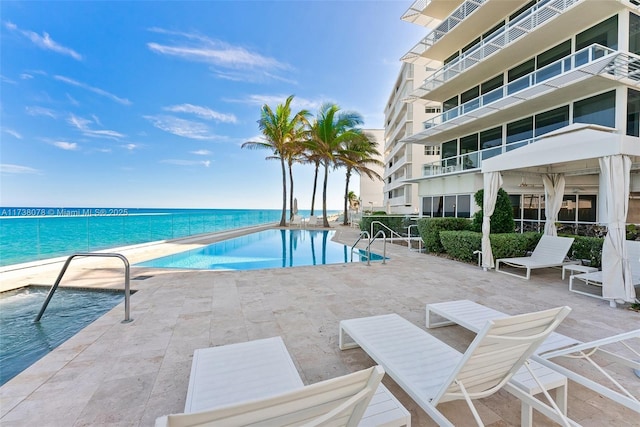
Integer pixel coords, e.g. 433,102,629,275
34,253,133,323
368,230,387,265
407,224,423,252
351,231,370,263
370,221,403,245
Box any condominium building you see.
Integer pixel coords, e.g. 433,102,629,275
383,63,441,215
399,0,640,231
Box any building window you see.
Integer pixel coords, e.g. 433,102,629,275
577,195,597,222
424,146,441,156
480,126,503,160
535,106,569,136
627,89,640,137
422,197,433,217
507,117,533,145
508,58,535,82
510,195,522,220
444,196,457,217
509,0,536,21
457,195,471,218
442,140,457,159
576,15,618,51
425,107,441,114
522,195,542,220
461,86,480,112
631,13,640,55
536,40,572,68
460,134,479,154
574,91,615,128
422,195,471,218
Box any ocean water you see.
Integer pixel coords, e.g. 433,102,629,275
0,207,332,267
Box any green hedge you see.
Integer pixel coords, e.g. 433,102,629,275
571,236,604,267
359,215,405,236
489,232,541,259
440,231,481,262
439,231,540,262
417,217,472,253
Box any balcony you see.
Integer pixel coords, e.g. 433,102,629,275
402,0,529,64
409,0,582,98
401,0,461,27
420,137,538,178
403,45,640,144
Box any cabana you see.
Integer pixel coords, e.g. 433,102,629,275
481,124,640,307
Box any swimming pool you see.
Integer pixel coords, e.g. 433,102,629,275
0,286,125,386
135,229,383,270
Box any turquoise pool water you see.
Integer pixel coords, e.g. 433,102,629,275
0,286,125,386
136,229,383,270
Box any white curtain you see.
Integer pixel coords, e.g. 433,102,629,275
599,155,635,304
542,174,565,236
482,172,503,270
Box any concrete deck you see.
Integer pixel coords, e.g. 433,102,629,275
0,225,638,426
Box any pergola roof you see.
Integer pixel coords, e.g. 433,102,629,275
481,124,640,174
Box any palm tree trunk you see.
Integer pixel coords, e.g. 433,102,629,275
288,159,294,221
279,158,287,227
322,162,329,227
310,161,319,216
343,168,351,226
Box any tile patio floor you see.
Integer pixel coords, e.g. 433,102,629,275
0,225,638,426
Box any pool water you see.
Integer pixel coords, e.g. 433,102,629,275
136,229,383,270
0,286,125,386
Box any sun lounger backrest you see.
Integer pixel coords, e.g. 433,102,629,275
161,365,384,427
433,306,571,404
530,236,574,263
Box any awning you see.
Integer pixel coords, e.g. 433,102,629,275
481,124,640,174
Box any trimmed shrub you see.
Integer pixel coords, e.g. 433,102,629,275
359,215,404,236
440,230,482,263
471,188,515,233
489,232,541,260
571,236,604,267
417,217,472,253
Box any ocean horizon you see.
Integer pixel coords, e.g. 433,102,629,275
0,207,340,267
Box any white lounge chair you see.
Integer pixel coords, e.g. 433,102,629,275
426,299,640,415
496,235,579,279
569,240,640,300
290,214,304,228
156,337,410,427
340,307,574,427
307,215,319,227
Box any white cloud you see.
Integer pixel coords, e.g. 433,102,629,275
54,75,131,105
144,114,221,140
26,106,57,118
190,149,212,156
3,129,22,139
53,141,78,150
226,94,324,112
5,22,82,61
20,73,33,80
68,114,125,139
160,159,211,167
147,28,291,82
164,104,237,123
0,74,17,84
123,143,138,151
1,163,41,174
66,93,80,106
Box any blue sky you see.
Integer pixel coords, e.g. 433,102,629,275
1,1,425,209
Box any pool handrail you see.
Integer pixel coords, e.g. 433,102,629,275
34,252,133,324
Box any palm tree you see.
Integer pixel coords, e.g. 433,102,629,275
299,139,322,216
309,103,364,227
336,132,383,225
284,121,309,220
241,95,308,227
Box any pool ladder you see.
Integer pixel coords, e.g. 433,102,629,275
34,253,133,323
351,230,387,265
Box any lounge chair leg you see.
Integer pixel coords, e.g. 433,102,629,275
338,324,360,350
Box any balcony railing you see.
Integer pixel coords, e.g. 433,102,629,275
422,44,616,130
408,0,581,91
402,0,486,62
421,137,538,177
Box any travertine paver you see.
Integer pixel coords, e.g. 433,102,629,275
0,225,638,426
